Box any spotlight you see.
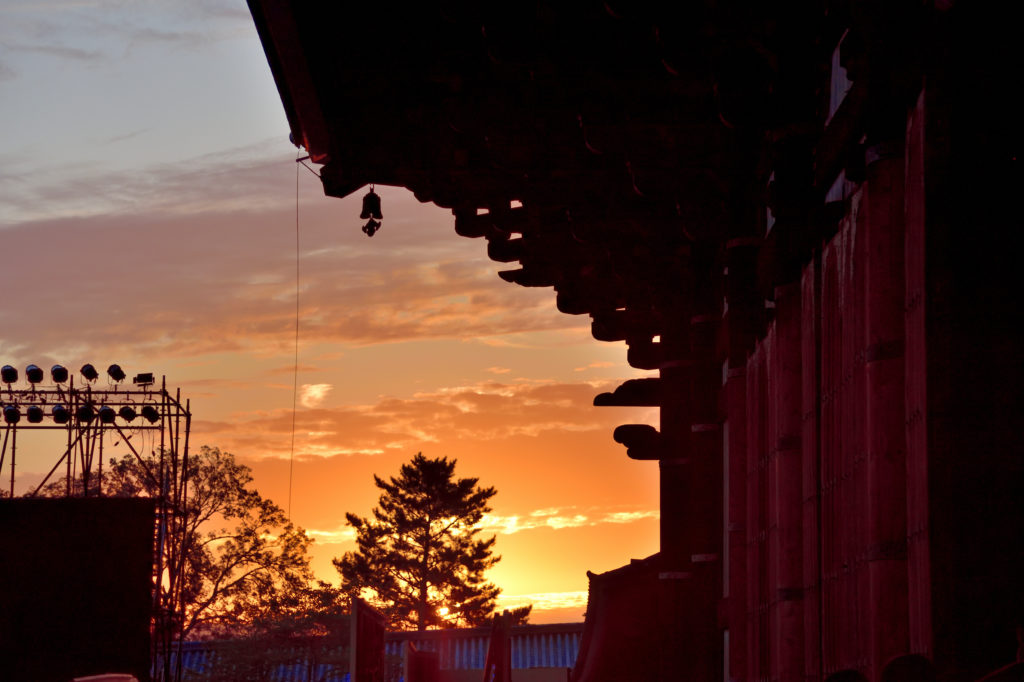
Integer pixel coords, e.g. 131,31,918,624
141,405,160,424
1,365,17,384
119,406,137,422
98,406,116,424
26,406,44,423
133,373,155,386
107,364,126,382
25,364,44,384
52,405,71,424
80,364,99,382
51,365,69,383
76,404,95,422
3,405,19,424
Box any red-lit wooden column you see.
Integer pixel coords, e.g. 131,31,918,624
725,360,749,682
769,281,805,682
800,255,822,682
688,299,724,682
725,238,762,682
862,142,910,678
658,242,724,682
818,234,842,675
657,248,699,682
746,343,767,682
902,89,931,659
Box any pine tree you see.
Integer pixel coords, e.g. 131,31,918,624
334,453,504,630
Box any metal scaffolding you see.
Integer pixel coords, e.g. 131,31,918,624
0,369,192,681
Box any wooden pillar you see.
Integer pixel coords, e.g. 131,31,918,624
726,361,749,682
725,237,762,682
863,143,910,677
801,255,823,682
903,87,931,660
689,302,724,682
746,344,767,682
770,281,805,682
658,254,696,682
658,243,724,682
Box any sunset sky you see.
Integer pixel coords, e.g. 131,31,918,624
0,1,659,623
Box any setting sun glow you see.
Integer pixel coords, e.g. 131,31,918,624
0,5,660,626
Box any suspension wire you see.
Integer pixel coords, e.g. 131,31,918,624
288,152,301,520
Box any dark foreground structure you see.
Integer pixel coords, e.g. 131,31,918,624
247,3,1023,682
169,622,581,681
0,498,154,682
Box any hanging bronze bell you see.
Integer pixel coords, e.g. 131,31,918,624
360,187,383,220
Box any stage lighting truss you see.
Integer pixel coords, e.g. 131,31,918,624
0,365,193,676
0,368,191,500
0,386,182,431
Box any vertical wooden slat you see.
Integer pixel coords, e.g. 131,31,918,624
801,258,822,682
765,327,779,682
820,240,840,675
903,88,932,661
772,282,804,682
746,346,768,682
864,145,910,677
727,364,749,682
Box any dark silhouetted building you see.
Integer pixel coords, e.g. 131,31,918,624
246,3,1023,681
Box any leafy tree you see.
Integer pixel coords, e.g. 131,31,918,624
37,446,330,639
334,453,515,631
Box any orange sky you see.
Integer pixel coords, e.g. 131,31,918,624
3,178,661,623
0,4,661,625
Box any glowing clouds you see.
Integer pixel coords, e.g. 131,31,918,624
574,360,616,372
300,383,333,408
479,506,659,535
497,591,588,612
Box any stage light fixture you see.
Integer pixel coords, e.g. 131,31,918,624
98,406,116,424
3,405,19,424
26,406,44,423
52,405,71,424
119,406,137,422
141,405,160,424
107,364,126,382
26,364,44,384
76,404,95,422
51,364,69,383
1,365,18,384
81,364,99,382
133,373,155,386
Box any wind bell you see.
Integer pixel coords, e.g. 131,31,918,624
360,185,383,237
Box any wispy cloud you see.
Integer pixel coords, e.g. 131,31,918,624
0,2,256,56
0,163,580,364
269,364,322,375
574,361,615,372
104,128,151,144
186,377,656,465
486,366,512,374
480,507,659,535
497,591,588,612
5,42,105,61
300,383,333,408
601,510,662,524
0,140,291,223
306,527,356,544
